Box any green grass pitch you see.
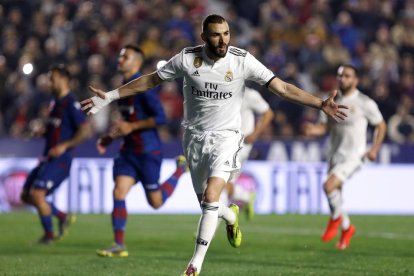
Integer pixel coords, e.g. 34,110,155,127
0,212,413,275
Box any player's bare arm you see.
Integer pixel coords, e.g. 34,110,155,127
48,122,91,158
267,78,348,122
80,72,163,115
244,109,274,144
365,120,387,161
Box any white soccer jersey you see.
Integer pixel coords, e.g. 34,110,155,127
320,89,383,164
157,45,275,131
241,87,270,136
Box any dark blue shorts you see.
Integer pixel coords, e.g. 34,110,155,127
23,154,72,195
113,152,162,192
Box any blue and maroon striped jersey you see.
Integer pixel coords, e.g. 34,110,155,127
118,72,167,154
44,92,87,156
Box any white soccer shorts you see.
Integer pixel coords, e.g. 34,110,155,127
183,129,244,194
328,158,363,182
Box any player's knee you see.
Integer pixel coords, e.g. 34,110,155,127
148,199,163,209
20,190,31,204
113,187,127,200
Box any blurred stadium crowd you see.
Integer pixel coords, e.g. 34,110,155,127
0,0,414,143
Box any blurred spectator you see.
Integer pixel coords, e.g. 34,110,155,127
0,0,412,144
388,99,414,144
368,25,399,82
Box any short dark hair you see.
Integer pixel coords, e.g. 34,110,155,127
123,44,145,59
50,64,71,79
202,14,226,32
338,64,359,77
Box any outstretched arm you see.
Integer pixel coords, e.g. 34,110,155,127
81,72,164,115
267,78,348,121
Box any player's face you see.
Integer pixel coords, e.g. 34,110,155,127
118,48,139,74
48,70,60,95
337,67,357,93
203,22,230,59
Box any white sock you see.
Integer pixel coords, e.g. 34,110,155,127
232,184,250,202
218,201,236,225
327,189,342,219
190,201,219,272
342,212,350,230
220,189,229,207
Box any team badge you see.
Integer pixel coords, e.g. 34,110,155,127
193,57,203,68
224,70,233,82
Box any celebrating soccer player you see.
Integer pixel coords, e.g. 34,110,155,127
81,15,347,275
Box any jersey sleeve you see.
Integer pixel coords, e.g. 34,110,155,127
244,52,275,86
69,99,87,126
245,88,270,114
143,89,167,125
156,50,185,81
364,98,383,125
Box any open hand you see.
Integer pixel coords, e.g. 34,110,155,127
321,90,348,122
80,86,110,116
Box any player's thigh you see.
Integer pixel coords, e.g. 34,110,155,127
136,153,162,192
209,130,244,176
329,159,363,183
32,156,72,195
182,130,209,194
113,154,139,182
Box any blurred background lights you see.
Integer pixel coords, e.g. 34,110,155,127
22,63,34,75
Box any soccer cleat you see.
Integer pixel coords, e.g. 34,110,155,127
245,191,256,221
336,224,356,250
181,264,198,276
321,216,342,242
96,243,129,257
226,203,242,248
176,155,190,172
37,235,54,245
58,213,76,238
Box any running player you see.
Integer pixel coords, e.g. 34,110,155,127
21,64,91,244
303,64,386,250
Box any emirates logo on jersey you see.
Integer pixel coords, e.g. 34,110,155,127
193,57,203,68
224,70,233,82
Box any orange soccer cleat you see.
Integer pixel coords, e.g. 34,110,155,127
336,224,356,250
321,216,342,242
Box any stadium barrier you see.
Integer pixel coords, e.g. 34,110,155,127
0,158,413,215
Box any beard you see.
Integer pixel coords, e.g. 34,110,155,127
206,39,228,58
339,83,353,93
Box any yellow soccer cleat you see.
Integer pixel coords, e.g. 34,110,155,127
96,243,129,257
226,203,242,248
176,155,190,172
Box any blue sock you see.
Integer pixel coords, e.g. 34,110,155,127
160,170,182,202
49,203,66,221
40,215,54,239
112,200,127,245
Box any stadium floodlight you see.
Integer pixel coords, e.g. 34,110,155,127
22,63,34,75
156,60,167,70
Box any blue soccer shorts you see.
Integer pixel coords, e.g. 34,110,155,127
22,154,72,195
113,152,162,192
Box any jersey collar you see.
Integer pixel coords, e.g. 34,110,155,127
202,45,227,65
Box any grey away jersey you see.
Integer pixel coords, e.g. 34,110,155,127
157,45,275,131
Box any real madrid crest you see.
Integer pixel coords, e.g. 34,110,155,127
193,57,203,68
224,70,233,82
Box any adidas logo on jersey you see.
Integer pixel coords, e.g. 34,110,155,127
191,70,200,76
